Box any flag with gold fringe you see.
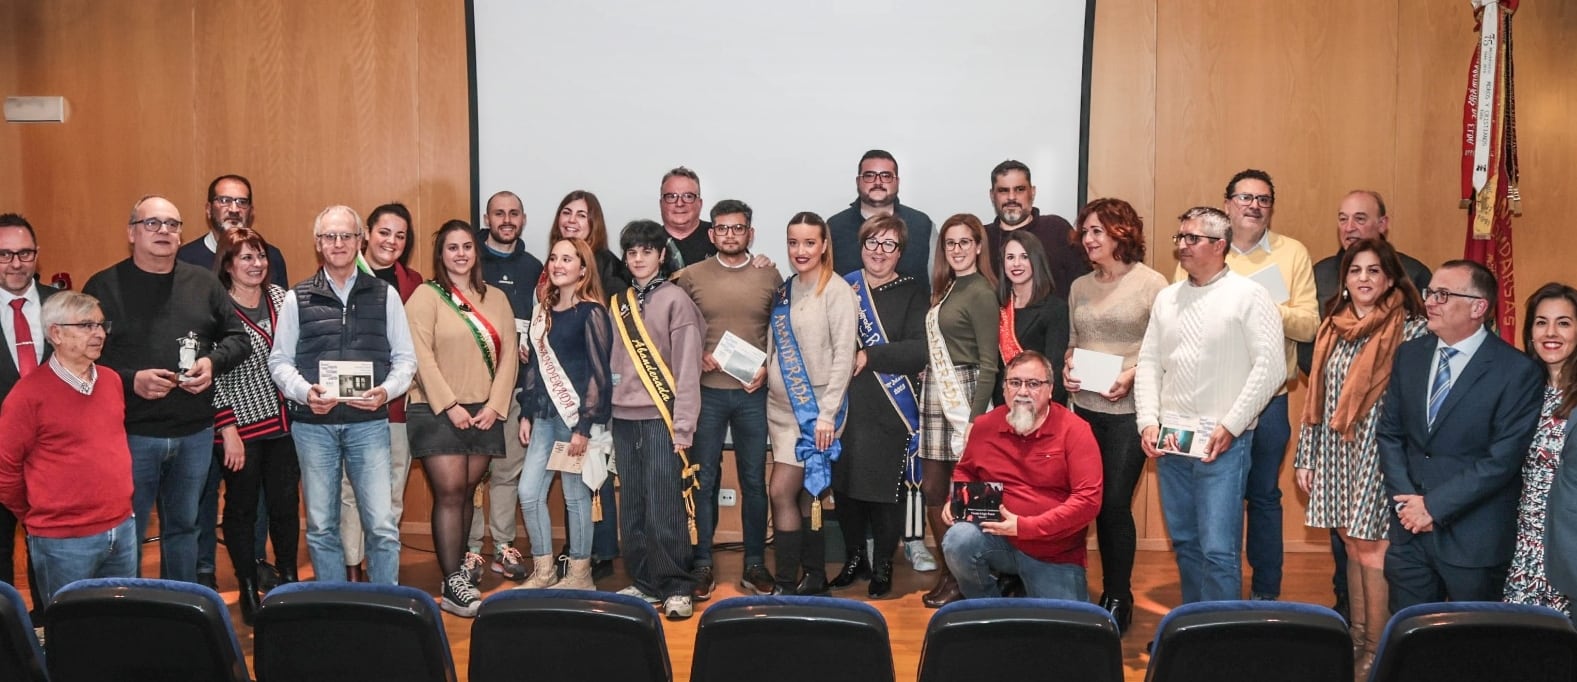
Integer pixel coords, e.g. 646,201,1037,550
1460,0,1519,341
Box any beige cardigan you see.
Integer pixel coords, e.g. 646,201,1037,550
405,282,520,417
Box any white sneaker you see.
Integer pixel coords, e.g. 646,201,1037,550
905,539,938,572
664,595,693,620
616,585,661,604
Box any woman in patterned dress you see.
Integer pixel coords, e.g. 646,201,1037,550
1503,282,1577,614
1294,238,1425,678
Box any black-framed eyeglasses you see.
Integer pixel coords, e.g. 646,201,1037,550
130,218,183,232
1228,192,1275,207
1421,287,1485,304
1171,232,1223,246
1005,378,1049,390
0,249,38,264
858,171,896,183
661,192,699,205
55,320,112,333
710,223,750,235
211,195,252,208
863,238,899,253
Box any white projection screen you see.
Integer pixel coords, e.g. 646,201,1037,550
469,1,1094,268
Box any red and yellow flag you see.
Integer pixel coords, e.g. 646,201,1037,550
1460,0,1519,341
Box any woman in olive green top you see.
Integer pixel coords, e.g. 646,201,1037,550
918,213,999,608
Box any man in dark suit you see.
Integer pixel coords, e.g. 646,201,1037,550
0,213,58,611
1378,259,1543,610
1545,428,1577,599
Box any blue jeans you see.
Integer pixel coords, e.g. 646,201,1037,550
292,420,401,585
29,516,139,603
1157,429,1255,603
128,429,215,582
1244,394,1290,598
519,415,593,559
941,522,1089,600
691,386,770,566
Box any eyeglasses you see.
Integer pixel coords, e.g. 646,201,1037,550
130,218,184,232
863,238,899,253
1228,192,1275,208
0,249,38,264
661,192,699,205
858,171,896,183
1005,378,1049,391
316,232,362,244
55,320,112,333
943,238,976,251
211,195,252,208
1421,287,1485,304
711,223,750,235
1171,232,1223,246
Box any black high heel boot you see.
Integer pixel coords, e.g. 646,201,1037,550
795,519,828,596
238,577,261,627
1099,592,1133,634
828,548,870,589
868,559,894,599
773,531,802,595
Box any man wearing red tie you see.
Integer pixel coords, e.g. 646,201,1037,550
0,213,59,611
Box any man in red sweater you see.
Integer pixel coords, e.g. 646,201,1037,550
940,350,1103,600
0,291,137,603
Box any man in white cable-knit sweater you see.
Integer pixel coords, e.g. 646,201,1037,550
1134,206,1285,603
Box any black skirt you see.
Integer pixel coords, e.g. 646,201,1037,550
407,402,507,458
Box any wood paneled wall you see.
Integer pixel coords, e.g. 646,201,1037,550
3,1,1572,550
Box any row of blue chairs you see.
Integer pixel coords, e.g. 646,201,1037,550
3,578,1575,681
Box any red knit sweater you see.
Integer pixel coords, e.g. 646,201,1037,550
0,366,134,538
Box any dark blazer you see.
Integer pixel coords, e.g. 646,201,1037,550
0,283,60,407
1377,331,1544,567
1545,413,1577,597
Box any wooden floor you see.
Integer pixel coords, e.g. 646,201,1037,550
19,531,1342,682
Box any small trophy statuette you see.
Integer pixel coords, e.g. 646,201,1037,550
177,331,199,381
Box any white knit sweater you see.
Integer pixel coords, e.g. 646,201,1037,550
1133,269,1286,436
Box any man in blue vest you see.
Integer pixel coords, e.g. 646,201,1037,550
268,204,416,584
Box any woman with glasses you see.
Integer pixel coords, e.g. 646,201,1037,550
1503,282,1577,615
210,227,301,625
405,220,520,617
1294,238,1426,677
1062,198,1167,633
994,231,1069,406
828,215,929,599
919,213,999,608
766,212,858,595
339,203,423,583
517,238,613,591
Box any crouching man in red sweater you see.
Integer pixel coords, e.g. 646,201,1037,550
0,291,136,604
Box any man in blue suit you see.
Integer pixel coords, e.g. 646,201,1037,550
1377,259,1543,610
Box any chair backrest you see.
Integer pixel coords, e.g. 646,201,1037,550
919,598,1123,682
43,577,249,682
1145,600,1350,682
0,581,46,682
254,581,456,682
469,588,670,682
691,595,893,682
1369,601,1577,682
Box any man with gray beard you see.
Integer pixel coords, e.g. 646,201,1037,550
938,351,1103,600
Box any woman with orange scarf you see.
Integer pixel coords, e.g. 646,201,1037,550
1294,238,1426,679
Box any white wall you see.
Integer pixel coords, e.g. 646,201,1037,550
473,0,1091,269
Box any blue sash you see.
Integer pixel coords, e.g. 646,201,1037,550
846,270,925,536
772,277,846,502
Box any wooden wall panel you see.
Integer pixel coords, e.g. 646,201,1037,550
0,1,19,212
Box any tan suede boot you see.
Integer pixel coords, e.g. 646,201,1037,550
1345,559,1367,667
520,555,559,589
560,558,596,590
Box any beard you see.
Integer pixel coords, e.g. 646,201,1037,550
859,191,896,208
1007,400,1040,435
997,204,1029,226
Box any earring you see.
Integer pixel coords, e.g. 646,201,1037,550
1341,289,1350,300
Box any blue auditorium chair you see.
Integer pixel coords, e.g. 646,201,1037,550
254,581,455,682
1145,600,1350,682
919,597,1123,682
1368,601,1577,682
43,577,248,682
691,595,893,682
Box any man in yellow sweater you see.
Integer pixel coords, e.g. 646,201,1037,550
1175,169,1317,601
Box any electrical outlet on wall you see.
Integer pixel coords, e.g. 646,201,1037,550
719,489,738,507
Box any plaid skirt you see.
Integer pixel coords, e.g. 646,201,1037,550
920,364,979,463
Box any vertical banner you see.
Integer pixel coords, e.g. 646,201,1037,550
1460,0,1519,341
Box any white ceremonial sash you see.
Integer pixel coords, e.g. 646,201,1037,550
924,283,973,457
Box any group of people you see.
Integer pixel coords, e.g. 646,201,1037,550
0,157,1571,672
